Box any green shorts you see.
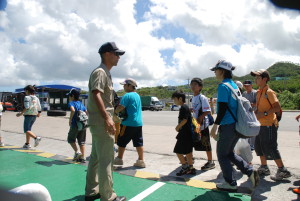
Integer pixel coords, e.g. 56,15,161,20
67,126,86,145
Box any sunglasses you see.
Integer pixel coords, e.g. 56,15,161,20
111,52,122,57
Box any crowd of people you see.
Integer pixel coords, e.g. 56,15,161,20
1,41,299,201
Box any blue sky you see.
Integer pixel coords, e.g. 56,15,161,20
0,0,6,11
0,0,300,92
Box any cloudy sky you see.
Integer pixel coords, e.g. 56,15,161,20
0,0,300,92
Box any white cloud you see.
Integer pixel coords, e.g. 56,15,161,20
0,0,299,92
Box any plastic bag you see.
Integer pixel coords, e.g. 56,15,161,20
234,139,253,163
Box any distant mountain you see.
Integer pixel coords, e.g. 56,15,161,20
228,61,300,82
267,62,300,78
118,61,300,100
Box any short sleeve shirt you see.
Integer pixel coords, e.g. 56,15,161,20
256,85,278,126
68,101,87,127
191,94,211,130
217,79,238,125
242,90,257,104
87,63,114,126
120,92,143,127
176,104,191,139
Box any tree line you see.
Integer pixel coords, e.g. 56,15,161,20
116,62,300,110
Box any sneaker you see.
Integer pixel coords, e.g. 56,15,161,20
133,160,146,168
250,170,260,188
201,161,216,171
257,165,270,176
34,137,42,147
0,142,4,147
23,144,31,149
271,168,292,181
187,167,196,175
114,157,123,165
78,158,86,163
293,187,300,195
216,182,237,192
112,196,126,201
85,193,101,201
176,167,189,176
73,152,82,161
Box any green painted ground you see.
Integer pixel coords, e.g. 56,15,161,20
0,150,250,201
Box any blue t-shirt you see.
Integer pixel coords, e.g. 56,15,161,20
68,101,87,127
217,78,238,125
120,92,143,127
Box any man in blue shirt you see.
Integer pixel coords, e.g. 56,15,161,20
114,78,145,168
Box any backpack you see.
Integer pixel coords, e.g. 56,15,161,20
76,110,88,131
207,113,214,126
265,90,282,122
27,96,39,115
196,95,215,126
191,116,201,142
223,82,261,138
73,102,88,131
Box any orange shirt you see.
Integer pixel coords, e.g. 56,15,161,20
256,85,278,126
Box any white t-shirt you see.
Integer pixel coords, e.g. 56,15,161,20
191,94,211,130
24,95,41,115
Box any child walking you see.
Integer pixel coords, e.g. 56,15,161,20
67,89,87,163
172,90,196,176
16,85,42,149
190,78,215,171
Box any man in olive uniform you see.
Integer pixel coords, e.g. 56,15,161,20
85,42,126,201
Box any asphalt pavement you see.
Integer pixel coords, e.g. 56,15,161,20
0,110,300,201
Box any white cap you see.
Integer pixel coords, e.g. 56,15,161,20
210,60,233,71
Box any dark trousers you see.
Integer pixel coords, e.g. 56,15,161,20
217,123,253,185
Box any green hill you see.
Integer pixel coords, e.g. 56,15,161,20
117,62,300,109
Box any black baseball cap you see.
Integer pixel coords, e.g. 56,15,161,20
98,42,125,55
190,78,203,86
243,80,252,85
66,88,80,97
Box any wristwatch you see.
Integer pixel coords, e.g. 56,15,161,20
264,111,268,116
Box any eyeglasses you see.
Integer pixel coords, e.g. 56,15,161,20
111,52,121,57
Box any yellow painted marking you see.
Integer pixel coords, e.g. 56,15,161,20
185,179,216,189
15,150,42,153
0,146,20,148
37,153,56,158
135,171,160,179
65,157,73,160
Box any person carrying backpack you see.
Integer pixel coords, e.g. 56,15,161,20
210,60,259,191
190,78,215,171
114,78,145,168
67,88,87,163
251,69,291,181
171,90,196,176
16,85,42,149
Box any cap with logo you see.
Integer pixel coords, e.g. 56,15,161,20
98,42,125,55
250,69,270,81
120,78,137,87
243,80,252,85
210,60,233,71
